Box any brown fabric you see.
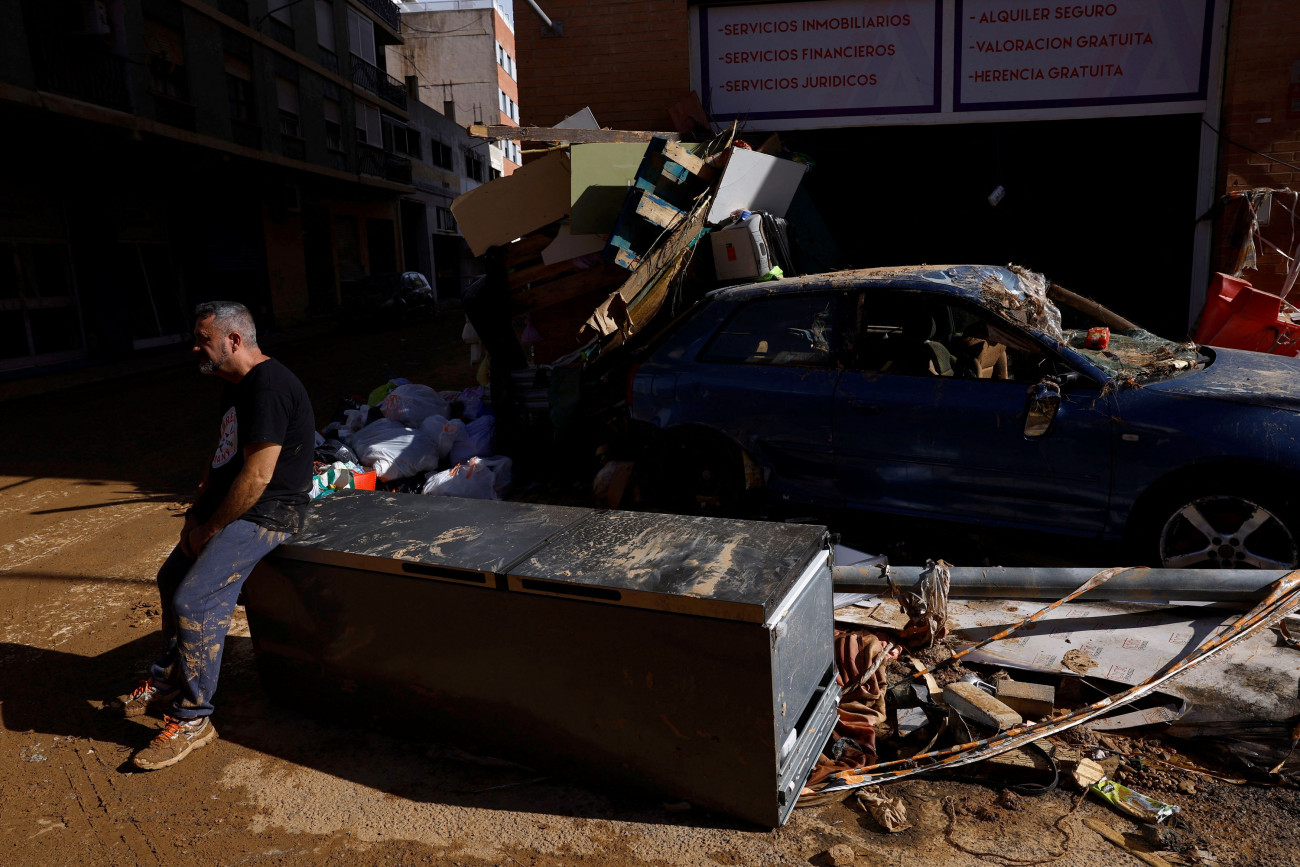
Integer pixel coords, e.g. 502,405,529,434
806,630,890,788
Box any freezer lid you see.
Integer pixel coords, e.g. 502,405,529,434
272,491,593,580
506,510,830,622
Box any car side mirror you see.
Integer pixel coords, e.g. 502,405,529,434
1024,379,1062,438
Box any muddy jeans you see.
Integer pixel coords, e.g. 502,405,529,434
150,519,290,719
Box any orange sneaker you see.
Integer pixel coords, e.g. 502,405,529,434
131,715,217,770
110,679,179,718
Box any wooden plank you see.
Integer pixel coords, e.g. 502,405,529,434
510,264,624,314
469,124,681,143
612,248,641,270
634,192,683,229
507,259,580,292
659,140,710,176
502,232,556,267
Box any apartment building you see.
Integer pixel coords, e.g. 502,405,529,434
0,0,467,373
388,0,521,176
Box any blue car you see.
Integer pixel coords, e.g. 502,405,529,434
628,265,1300,568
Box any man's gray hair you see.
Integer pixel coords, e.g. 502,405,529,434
195,301,258,347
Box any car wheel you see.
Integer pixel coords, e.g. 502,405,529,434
1155,490,1299,569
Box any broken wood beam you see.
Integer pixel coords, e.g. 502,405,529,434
469,124,682,143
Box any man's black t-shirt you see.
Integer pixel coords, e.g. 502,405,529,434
193,358,315,533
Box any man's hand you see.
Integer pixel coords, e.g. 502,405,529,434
179,511,200,557
185,522,219,557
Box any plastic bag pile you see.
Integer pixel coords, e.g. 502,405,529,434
317,381,510,500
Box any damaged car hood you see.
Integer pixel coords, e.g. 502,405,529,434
1143,347,1300,411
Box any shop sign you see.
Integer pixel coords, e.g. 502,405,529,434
956,0,1209,110
693,0,1215,128
698,0,941,121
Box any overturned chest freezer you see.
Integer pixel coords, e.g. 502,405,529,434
244,491,839,826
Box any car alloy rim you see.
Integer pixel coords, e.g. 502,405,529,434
1159,495,1299,569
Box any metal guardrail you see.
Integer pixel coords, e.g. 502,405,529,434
230,119,262,149
357,143,385,177
349,54,407,110
31,41,132,112
357,143,411,184
267,17,296,49
355,0,401,31
319,48,339,76
281,135,307,161
153,93,196,130
384,152,412,184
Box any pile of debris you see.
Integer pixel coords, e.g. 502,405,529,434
805,556,1300,863
448,115,811,467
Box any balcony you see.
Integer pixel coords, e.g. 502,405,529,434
30,40,132,112
267,17,295,49
327,150,350,172
354,0,401,33
218,0,249,25
358,143,411,184
319,48,339,76
281,135,306,161
350,54,406,111
153,93,197,131
230,118,262,149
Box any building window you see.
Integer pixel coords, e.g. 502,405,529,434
276,76,300,136
436,207,457,232
498,91,518,123
227,74,253,121
495,40,515,80
355,101,381,145
145,19,188,99
465,149,484,182
431,140,452,169
324,98,342,150
315,0,335,49
382,116,419,156
269,1,293,24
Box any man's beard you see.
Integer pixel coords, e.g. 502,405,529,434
199,350,228,375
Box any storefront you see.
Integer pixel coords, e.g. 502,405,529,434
687,0,1225,336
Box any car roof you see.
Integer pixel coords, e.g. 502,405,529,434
706,264,1028,305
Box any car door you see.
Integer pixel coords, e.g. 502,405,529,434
832,290,1114,534
667,291,846,506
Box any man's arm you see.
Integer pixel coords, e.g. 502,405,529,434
179,464,213,554
185,442,282,556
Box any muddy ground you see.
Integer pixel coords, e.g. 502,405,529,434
3,311,1299,866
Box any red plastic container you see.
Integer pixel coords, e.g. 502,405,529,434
352,470,377,491
1193,273,1300,356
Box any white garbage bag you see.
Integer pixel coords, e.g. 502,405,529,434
381,384,448,427
421,457,499,500
418,415,468,462
349,418,440,481
448,414,495,465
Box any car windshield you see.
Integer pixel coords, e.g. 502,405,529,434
1047,284,1203,382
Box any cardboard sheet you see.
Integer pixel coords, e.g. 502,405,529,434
451,151,572,256
569,143,648,235
541,224,608,265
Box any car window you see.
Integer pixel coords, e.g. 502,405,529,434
1049,284,1202,382
854,292,1050,383
699,294,837,367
